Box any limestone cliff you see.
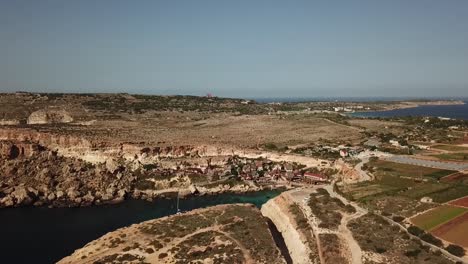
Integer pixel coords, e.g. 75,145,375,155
261,194,313,264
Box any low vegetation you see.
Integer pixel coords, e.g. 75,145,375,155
348,213,453,263
307,188,351,230
319,234,349,264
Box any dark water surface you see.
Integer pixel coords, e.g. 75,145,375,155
350,102,468,120
0,190,283,264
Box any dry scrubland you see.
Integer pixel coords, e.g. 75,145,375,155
0,93,364,148
25,113,363,149
59,204,285,264
348,213,453,264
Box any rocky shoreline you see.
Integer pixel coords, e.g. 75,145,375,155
0,181,285,209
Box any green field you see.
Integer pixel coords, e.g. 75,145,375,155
411,205,467,231
432,144,468,152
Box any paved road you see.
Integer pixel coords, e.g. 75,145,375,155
384,155,468,171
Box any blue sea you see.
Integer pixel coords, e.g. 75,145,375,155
251,97,468,120
0,190,283,264
251,96,468,103
350,102,468,120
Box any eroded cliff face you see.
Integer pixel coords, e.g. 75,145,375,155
0,140,43,159
0,135,263,208
0,128,260,166
0,128,328,171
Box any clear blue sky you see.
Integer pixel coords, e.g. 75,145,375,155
1,0,468,98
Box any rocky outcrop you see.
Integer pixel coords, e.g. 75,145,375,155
27,109,73,124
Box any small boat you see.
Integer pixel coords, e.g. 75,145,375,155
176,192,182,214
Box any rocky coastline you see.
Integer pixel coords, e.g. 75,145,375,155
0,138,290,209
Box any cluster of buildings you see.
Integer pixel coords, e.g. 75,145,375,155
156,156,330,185
295,144,364,160
333,105,369,112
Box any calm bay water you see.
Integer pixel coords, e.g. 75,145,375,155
350,102,468,120
0,190,282,264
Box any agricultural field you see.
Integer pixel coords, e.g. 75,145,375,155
410,205,467,231
340,177,433,217
431,144,468,152
366,160,455,180
448,196,468,208
339,158,468,217
431,212,468,248
433,153,468,161
399,182,453,199
429,185,468,203
440,173,468,183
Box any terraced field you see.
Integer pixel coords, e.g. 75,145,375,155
410,205,467,231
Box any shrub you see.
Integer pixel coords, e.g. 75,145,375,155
392,215,405,222
345,204,356,214
407,226,425,237
143,163,158,170
316,188,329,195
404,248,421,257
446,244,466,257
381,211,391,217
420,233,443,247
135,180,154,190
264,143,278,150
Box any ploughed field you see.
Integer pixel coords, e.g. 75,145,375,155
410,201,468,249
431,212,468,248
448,196,468,208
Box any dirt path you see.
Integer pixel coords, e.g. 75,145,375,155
324,184,367,264
288,188,324,264
320,118,362,132
147,224,254,264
